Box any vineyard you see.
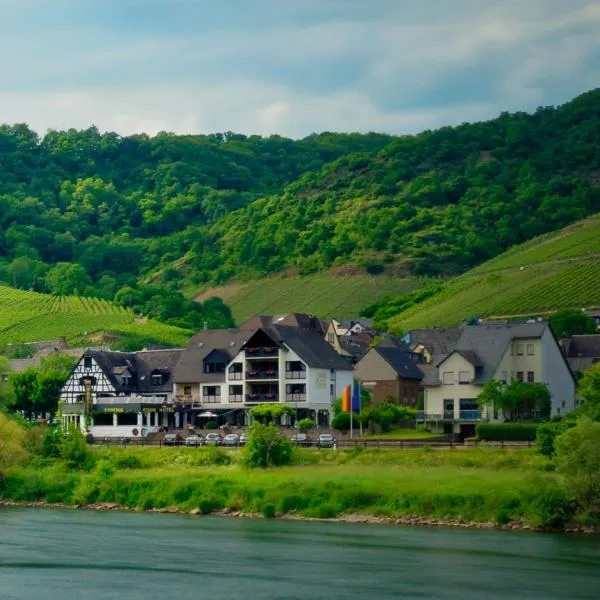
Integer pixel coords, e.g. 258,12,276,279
0,285,191,347
198,273,426,322
387,214,600,331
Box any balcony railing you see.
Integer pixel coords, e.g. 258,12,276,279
175,394,193,404
228,395,244,404
246,370,279,380
285,394,307,403
246,393,279,403
228,372,243,380
285,370,306,380
202,396,222,404
416,411,482,422
245,347,278,358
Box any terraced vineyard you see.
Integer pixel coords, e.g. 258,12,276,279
387,214,600,331
0,285,191,347
197,273,427,322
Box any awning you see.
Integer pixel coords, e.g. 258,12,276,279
198,411,219,418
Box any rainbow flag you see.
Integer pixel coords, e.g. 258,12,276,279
342,385,351,412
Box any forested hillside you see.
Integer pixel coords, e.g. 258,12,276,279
1,88,599,329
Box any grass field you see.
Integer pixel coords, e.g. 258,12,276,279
0,285,192,347
364,428,446,440
195,273,426,322
3,446,565,527
388,214,600,331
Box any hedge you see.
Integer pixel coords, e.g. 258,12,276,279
476,423,538,441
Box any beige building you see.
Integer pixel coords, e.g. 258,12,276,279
421,322,576,438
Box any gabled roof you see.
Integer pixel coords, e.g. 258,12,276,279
240,313,325,334
562,335,600,358
423,322,550,386
375,346,424,381
403,327,461,355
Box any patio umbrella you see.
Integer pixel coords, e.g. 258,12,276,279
198,411,218,418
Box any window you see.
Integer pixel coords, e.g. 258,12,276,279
229,385,243,395
286,383,306,395
286,361,306,379
122,375,132,386
527,371,534,383
442,371,454,385
151,373,163,386
83,356,92,369
459,399,478,411
327,333,335,343
443,399,454,416
458,371,471,384
501,371,507,383
526,344,535,356
516,372,524,382
184,386,191,395
93,413,113,426
117,413,138,426
203,386,220,397
515,344,524,356
204,362,225,374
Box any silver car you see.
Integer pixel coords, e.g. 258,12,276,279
317,433,336,448
222,433,240,446
204,433,222,446
185,434,204,447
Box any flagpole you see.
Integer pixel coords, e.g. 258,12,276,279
358,381,363,438
350,389,353,440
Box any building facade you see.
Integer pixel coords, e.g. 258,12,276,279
420,322,576,438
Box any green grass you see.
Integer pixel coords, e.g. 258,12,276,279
195,273,427,322
364,428,447,440
388,214,600,330
3,447,571,527
0,285,191,347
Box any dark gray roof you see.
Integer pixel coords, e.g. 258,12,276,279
240,313,325,334
403,328,461,355
563,335,600,358
423,322,549,386
267,326,351,370
86,349,183,393
375,346,424,381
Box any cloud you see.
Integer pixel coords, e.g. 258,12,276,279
0,0,597,137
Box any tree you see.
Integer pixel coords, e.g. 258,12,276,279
0,413,28,469
549,309,597,338
243,423,293,468
45,262,92,296
0,357,15,411
10,369,38,418
249,404,294,424
298,418,315,431
555,419,600,517
477,380,551,421
579,363,600,416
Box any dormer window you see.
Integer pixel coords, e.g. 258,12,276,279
151,373,163,386
122,375,132,386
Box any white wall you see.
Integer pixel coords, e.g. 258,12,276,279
541,328,576,416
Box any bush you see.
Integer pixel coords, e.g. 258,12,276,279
298,418,315,431
60,428,95,470
243,423,293,468
536,421,574,457
0,413,28,468
476,423,538,441
205,421,218,430
331,412,351,432
261,502,276,518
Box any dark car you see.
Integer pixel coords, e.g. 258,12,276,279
163,433,181,446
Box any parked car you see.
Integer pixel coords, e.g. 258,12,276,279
184,434,204,447
290,432,310,446
163,433,181,446
316,433,336,448
239,432,248,445
204,433,223,446
222,433,240,446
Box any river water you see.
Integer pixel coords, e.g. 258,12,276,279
1,508,599,600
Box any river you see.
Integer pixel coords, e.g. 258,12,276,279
0,508,599,599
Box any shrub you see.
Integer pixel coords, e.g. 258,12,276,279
536,421,574,457
205,421,218,430
0,413,28,469
298,418,315,431
261,502,276,518
331,412,351,432
476,423,538,441
495,508,511,525
243,423,293,468
60,428,95,470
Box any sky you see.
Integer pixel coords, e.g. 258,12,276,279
0,0,598,138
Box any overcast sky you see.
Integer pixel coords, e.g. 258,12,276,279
0,0,598,137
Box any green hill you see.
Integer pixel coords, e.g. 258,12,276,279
0,285,191,348
1,89,599,329
195,272,426,323
378,215,600,331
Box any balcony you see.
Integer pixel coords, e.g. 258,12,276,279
246,393,279,403
416,411,482,422
246,369,279,380
245,346,278,358
285,370,306,380
285,394,307,403
228,395,244,404
175,394,193,404
228,372,243,381
202,396,222,404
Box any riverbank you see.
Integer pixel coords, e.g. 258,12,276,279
2,499,598,534
2,446,597,532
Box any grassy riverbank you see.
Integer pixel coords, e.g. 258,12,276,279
1,446,580,529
